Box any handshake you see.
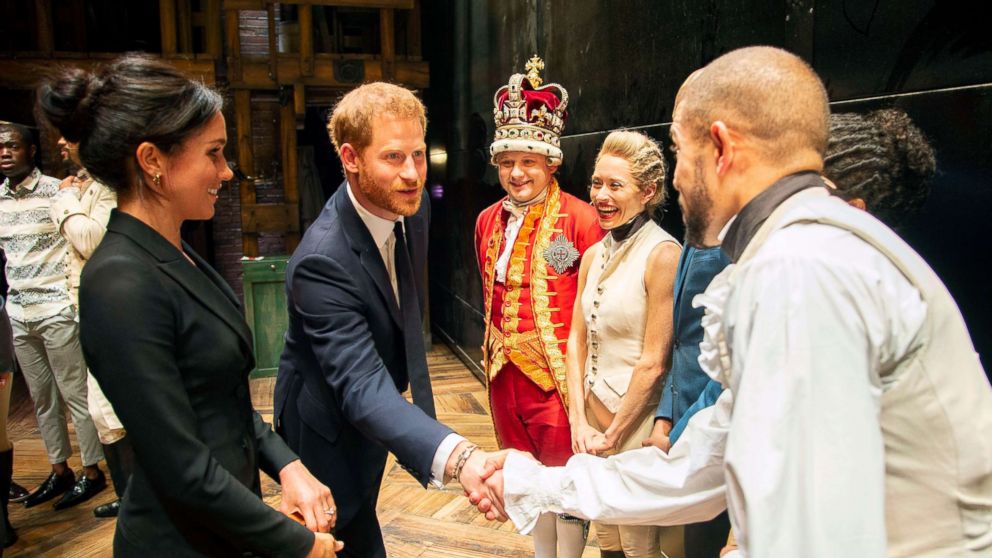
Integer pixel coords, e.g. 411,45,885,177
444,441,538,524
449,416,677,525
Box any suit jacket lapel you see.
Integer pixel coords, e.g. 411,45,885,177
405,204,427,314
334,185,403,328
107,211,254,354
672,246,694,323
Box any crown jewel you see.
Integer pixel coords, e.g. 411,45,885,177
491,55,569,163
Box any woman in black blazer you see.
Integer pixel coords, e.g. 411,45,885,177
37,55,341,557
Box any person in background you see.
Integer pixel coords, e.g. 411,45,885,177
0,121,105,511
475,56,603,558
825,108,936,229
38,55,341,557
1,297,19,549
51,135,129,517
565,130,682,558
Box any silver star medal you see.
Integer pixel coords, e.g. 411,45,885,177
543,234,580,274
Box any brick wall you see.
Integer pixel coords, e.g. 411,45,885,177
213,9,288,297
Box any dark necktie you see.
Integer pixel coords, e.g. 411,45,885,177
393,221,436,418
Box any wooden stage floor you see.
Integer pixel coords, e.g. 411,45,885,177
5,345,600,557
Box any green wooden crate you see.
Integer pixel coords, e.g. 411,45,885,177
242,256,290,378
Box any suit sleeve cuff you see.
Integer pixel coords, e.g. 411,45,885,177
656,392,674,421
429,433,466,488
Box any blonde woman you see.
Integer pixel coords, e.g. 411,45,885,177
566,131,682,558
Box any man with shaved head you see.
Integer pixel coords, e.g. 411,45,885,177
473,46,992,557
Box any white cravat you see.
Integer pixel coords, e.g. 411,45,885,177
494,188,548,283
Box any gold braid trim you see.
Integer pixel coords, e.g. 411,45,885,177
530,181,570,408
480,210,505,385
502,205,541,334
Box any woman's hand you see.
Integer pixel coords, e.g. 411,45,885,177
641,418,672,453
571,420,608,455
306,532,344,557
279,459,336,533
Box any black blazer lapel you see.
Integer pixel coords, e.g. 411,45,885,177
106,211,254,355
333,185,403,328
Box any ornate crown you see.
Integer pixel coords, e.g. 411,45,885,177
491,55,569,164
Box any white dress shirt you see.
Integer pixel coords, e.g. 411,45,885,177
504,218,928,557
346,183,465,487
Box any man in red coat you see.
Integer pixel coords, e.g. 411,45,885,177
474,56,603,557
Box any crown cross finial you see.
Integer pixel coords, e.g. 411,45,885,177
525,55,545,87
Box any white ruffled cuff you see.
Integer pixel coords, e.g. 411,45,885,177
503,452,566,534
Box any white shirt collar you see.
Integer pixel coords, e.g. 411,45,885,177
346,181,403,249
717,214,737,243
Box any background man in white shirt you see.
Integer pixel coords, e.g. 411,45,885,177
473,46,992,557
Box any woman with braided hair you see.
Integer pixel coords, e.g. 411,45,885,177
824,108,936,229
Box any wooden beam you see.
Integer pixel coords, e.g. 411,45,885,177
67,0,87,51
0,58,216,90
280,99,301,251
36,0,54,56
228,0,414,7
241,203,300,234
379,8,395,80
225,8,243,81
267,1,278,82
298,4,314,76
160,0,178,57
281,0,413,7
223,0,264,9
407,0,421,60
235,90,259,257
204,0,222,59
293,82,306,126
177,0,193,54
229,56,428,89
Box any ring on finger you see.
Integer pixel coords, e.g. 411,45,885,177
324,507,336,516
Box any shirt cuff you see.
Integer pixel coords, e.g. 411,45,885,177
429,433,466,488
503,452,566,534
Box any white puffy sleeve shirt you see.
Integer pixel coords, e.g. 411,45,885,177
504,222,927,558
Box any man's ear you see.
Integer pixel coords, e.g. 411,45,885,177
340,143,361,174
29,144,37,161
710,121,735,176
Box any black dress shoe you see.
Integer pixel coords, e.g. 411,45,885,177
8,480,30,503
54,471,106,510
23,470,75,508
93,499,120,518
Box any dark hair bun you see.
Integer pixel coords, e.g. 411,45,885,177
36,67,99,143
35,54,222,196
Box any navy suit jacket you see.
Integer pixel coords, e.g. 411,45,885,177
656,245,731,426
273,184,452,532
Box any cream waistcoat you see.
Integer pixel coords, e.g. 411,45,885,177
581,220,677,413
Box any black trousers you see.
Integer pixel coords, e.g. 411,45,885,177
684,510,732,558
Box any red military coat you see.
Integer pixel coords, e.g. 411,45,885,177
474,180,604,408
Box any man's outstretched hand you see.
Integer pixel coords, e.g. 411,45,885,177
463,449,537,522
